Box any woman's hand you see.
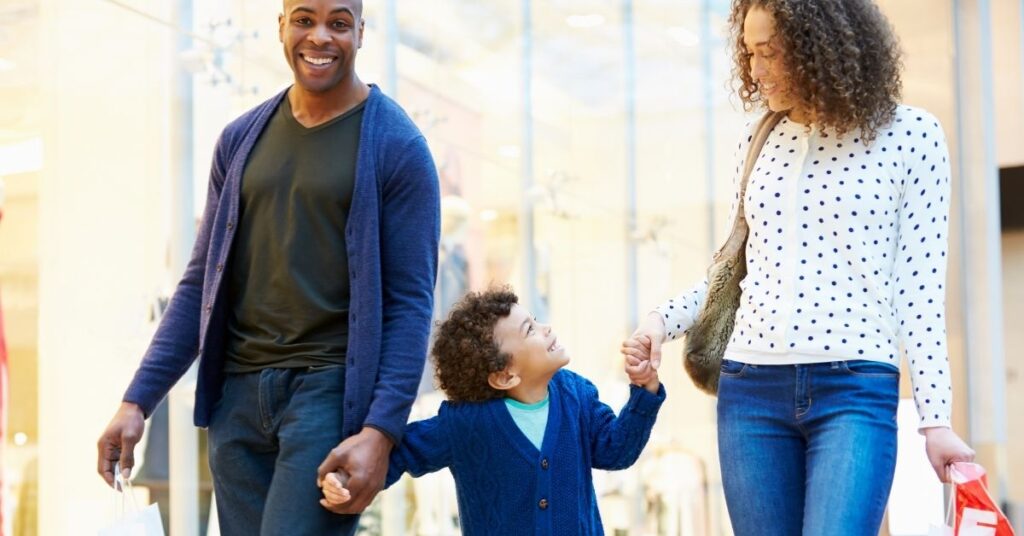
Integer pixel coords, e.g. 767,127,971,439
923,427,975,482
624,345,660,393
621,312,667,370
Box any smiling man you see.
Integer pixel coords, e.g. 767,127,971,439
96,0,440,533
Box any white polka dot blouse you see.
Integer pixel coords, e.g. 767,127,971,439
657,105,953,429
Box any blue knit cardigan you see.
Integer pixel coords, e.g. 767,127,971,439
387,370,665,535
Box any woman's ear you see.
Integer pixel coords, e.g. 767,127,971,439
487,369,521,392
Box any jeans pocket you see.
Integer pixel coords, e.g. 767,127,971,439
720,359,748,377
841,360,899,378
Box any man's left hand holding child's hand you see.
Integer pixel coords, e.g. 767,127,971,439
622,335,660,394
319,471,352,509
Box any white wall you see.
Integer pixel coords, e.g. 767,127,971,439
993,0,1024,167
37,0,172,533
1001,231,1024,506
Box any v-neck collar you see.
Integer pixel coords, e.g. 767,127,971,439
281,93,367,134
491,374,563,463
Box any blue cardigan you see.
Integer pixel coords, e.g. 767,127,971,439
386,370,666,535
123,85,440,442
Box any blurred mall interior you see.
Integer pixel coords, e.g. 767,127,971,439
0,0,1022,534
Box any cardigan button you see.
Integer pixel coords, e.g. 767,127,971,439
541,458,549,470
226,222,234,231
216,263,223,272
538,498,548,510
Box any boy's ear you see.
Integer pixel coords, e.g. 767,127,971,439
487,369,520,391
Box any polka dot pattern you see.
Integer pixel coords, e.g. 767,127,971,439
656,105,953,429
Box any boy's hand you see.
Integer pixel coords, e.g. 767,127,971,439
319,471,352,508
620,333,652,362
624,339,660,394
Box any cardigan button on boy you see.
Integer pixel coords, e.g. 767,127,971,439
538,498,548,510
541,458,549,469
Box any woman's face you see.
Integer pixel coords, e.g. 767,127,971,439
743,6,798,115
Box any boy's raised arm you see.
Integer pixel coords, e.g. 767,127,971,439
584,378,666,471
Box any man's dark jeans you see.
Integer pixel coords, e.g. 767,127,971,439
208,364,359,535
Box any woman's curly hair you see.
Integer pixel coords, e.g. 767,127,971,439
730,0,903,141
431,287,519,402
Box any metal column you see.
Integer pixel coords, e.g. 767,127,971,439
952,0,1009,504
520,0,539,315
623,0,638,329
168,0,198,533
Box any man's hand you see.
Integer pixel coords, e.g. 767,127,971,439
622,312,666,370
317,427,394,514
97,402,145,488
923,427,975,482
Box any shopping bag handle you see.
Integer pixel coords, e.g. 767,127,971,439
944,465,956,528
114,461,140,517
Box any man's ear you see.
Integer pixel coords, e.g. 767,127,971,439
487,369,521,392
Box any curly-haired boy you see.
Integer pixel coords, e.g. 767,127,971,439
321,286,665,534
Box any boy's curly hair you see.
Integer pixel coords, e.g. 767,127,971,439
730,0,903,141
432,287,519,402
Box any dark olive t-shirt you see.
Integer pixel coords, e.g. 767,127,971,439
224,97,365,372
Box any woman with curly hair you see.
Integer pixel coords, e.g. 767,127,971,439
623,0,975,533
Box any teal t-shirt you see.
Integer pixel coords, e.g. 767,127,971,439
504,395,550,450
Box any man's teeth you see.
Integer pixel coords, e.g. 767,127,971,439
304,55,335,65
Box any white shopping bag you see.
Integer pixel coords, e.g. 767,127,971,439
98,464,165,536
929,524,955,536
928,477,956,536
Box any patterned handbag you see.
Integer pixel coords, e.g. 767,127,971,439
682,111,784,395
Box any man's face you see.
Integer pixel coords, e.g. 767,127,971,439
493,304,570,385
279,0,363,93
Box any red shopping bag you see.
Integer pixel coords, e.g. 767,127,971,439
951,462,1015,535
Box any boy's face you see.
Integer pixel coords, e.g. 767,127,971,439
493,304,570,384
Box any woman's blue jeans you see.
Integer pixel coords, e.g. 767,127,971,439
717,359,900,536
